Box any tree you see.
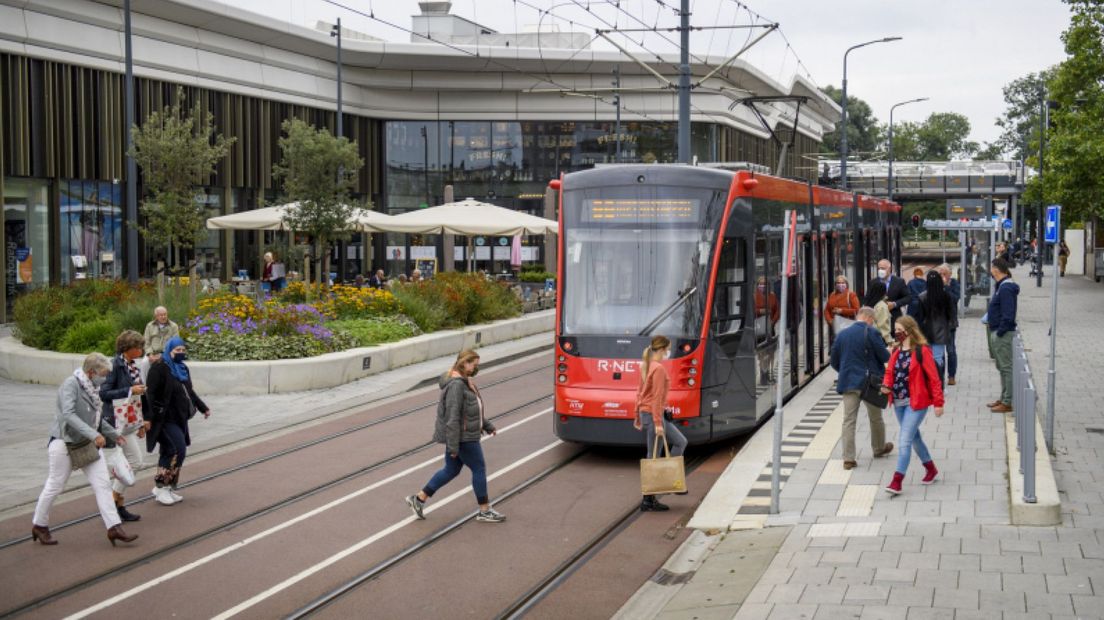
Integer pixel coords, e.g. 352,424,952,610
885,112,978,161
990,69,1056,161
1031,0,1104,223
130,87,235,302
274,118,365,293
819,85,883,157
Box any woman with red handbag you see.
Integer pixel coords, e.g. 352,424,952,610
880,316,945,495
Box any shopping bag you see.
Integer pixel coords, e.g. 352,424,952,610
832,315,856,334
103,447,135,487
112,395,144,435
640,436,686,495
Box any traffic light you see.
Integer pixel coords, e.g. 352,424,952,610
911,214,921,228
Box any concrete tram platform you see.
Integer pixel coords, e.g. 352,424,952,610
0,331,552,519
620,265,1104,619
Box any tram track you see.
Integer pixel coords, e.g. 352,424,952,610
1,397,554,618
0,362,550,551
287,447,718,620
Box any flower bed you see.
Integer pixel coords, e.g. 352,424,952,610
12,273,520,361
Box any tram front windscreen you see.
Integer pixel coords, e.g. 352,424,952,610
560,186,728,340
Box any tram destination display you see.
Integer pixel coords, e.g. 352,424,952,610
581,198,701,223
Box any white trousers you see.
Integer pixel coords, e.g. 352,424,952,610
110,429,144,495
32,439,122,530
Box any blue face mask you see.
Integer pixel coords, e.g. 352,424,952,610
172,352,186,363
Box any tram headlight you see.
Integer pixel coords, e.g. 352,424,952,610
558,374,567,383
558,355,565,362
687,378,696,386
558,363,568,373
689,367,697,376
690,358,698,366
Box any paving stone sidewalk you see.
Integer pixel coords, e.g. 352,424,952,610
655,266,1104,620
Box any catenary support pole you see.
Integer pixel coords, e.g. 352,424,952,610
771,210,793,514
124,0,138,284
677,0,691,163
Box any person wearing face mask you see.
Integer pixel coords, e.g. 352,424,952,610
870,259,912,329
862,280,894,347
879,316,945,495
145,336,211,506
407,350,505,523
633,335,688,512
824,275,860,339
99,330,151,522
30,353,139,546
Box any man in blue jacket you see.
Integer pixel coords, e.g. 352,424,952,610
987,258,1020,413
830,307,894,469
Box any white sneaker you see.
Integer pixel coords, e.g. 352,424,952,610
169,488,183,502
153,486,176,506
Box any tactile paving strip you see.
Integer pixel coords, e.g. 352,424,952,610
736,388,843,515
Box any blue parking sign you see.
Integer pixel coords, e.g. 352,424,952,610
1045,205,1060,244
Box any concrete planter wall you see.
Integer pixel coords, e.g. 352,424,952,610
0,310,553,395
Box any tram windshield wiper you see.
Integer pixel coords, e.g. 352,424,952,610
637,286,698,337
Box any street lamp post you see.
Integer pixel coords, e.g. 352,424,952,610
331,18,343,141
840,37,902,189
888,97,929,200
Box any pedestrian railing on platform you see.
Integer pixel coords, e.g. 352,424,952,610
1011,330,1037,503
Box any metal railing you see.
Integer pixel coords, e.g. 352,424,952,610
1011,330,1037,503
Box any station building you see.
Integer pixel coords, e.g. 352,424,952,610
0,0,840,319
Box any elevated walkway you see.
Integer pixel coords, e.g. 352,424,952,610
818,160,1027,199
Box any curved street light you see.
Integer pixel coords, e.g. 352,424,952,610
888,97,929,200
840,36,902,190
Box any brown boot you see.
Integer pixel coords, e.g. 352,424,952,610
107,525,138,547
874,442,895,458
990,403,1013,413
31,524,57,546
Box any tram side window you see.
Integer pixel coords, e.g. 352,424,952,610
753,236,783,343
712,238,747,336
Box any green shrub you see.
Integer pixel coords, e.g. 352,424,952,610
518,271,555,283
389,285,447,332
57,317,118,355
329,316,422,347
391,273,520,330
520,263,545,273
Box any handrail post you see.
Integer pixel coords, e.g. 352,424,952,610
1023,377,1037,503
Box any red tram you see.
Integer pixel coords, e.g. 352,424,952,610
551,165,901,446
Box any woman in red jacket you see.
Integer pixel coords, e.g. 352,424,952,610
880,316,945,495
634,335,687,512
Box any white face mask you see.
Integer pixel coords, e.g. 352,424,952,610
877,269,888,279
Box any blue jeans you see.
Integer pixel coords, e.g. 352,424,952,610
946,331,958,379
894,404,932,474
929,343,947,384
423,441,489,505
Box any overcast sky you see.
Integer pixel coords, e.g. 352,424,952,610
227,0,1072,149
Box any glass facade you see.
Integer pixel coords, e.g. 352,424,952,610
382,120,716,276
4,178,51,313
59,180,123,283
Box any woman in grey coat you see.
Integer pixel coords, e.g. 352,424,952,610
406,350,505,523
30,353,139,546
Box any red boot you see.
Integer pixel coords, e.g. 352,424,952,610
885,472,905,495
922,461,939,485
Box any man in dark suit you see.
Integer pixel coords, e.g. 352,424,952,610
830,307,894,469
871,259,912,328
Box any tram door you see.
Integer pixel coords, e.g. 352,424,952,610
753,233,782,419
706,233,755,430
813,235,827,368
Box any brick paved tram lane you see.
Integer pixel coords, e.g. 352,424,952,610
631,265,1104,620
